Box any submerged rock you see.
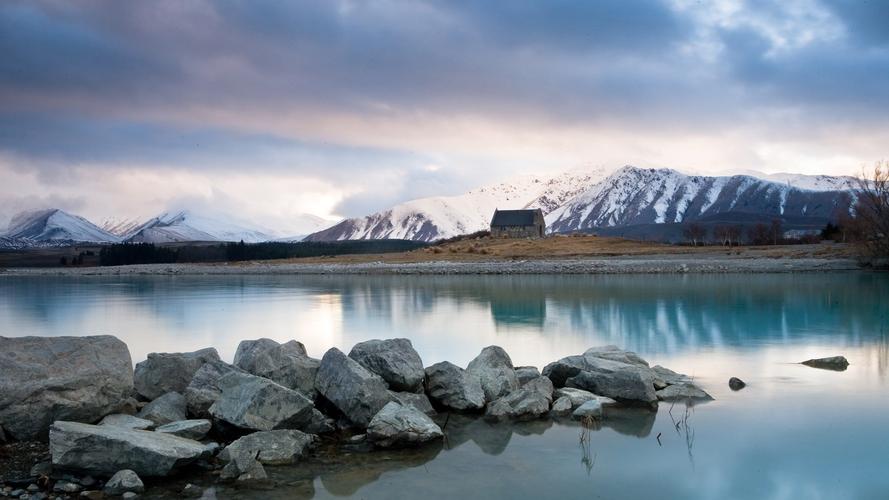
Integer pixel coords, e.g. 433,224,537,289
220,452,267,483
134,348,220,401
137,392,187,426
553,388,599,409
655,384,713,402
801,356,849,371
550,396,573,416
514,366,541,386
467,346,520,402
572,399,604,420
424,361,485,412
209,371,314,432
315,348,392,427
233,338,319,398
50,421,208,477
219,429,315,465
0,335,133,441
349,338,426,393
99,414,155,431
367,402,443,448
389,391,436,415
103,470,144,495
184,360,245,418
154,419,211,440
729,377,746,391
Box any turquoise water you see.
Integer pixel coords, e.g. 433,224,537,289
2,273,888,499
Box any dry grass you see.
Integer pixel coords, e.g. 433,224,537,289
256,235,856,266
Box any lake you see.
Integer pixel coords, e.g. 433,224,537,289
2,273,887,499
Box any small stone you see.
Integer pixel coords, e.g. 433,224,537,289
550,396,573,416
349,434,366,443
801,356,849,371
122,492,139,499
53,481,82,494
80,476,96,488
30,461,52,477
728,377,746,391
10,489,25,497
79,491,104,500
181,484,203,498
27,485,40,493
136,392,187,426
103,470,144,496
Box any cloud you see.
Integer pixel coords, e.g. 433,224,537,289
0,0,886,226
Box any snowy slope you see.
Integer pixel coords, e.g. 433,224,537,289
305,175,554,242
101,217,146,238
3,209,121,243
548,166,855,233
125,211,275,243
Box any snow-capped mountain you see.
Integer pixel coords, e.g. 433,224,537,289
304,175,554,242
305,166,614,242
125,211,275,243
547,166,854,233
2,209,121,244
101,217,145,238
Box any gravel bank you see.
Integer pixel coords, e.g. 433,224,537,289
0,255,862,276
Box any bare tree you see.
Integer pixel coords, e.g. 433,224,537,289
747,223,770,245
855,161,889,260
682,223,706,246
727,225,743,247
769,219,783,245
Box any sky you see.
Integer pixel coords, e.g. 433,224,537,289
1,0,887,234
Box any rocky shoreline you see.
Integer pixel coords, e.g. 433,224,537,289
4,334,822,498
0,255,862,276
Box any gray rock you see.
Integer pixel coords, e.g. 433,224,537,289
348,339,425,392
367,402,443,448
388,391,436,415
154,420,211,440
728,377,746,391
550,396,573,416
99,414,155,431
314,348,391,427
209,371,314,432
0,335,134,441
184,360,244,418
572,399,603,420
553,388,598,408
133,348,219,401
233,339,319,398
522,376,554,403
466,346,519,402
137,392,187,426
219,430,315,465
181,484,203,498
304,409,336,434
54,480,81,493
801,356,849,371
514,366,541,386
51,421,208,477
424,362,485,412
220,452,266,482
656,384,714,402
485,386,551,421
566,368,657,407
583,346,650,367
122,492,139,499
651,365,692,386
103,470,144,495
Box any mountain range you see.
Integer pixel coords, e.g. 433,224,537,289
0,166,858,248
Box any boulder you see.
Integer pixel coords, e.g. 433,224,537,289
0,335,133,441
728,377,746,391
137,392,187,426
209,371,314,432
233,339,320,398
550,396,573,416
522,376,554,403
103,470,144,495
485,386,551,421
314,348,391,427
348,339,426,392
389,391,436,416
801,356,849,371
514,366,541,386
566,368,657,407
656,384,714,402
572,399,603,420
133,348,219,401
367,402,443,448
424,362,485,412
304,408,336,434
99,414,155,431
50,421,208,477
466,346,519,402
583,346,650,367
220,451,267,483
553,388,598,409
184,360,244,418
219,430,315,465
154,419,211,440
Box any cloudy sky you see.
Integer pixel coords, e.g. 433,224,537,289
1,0,887,233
